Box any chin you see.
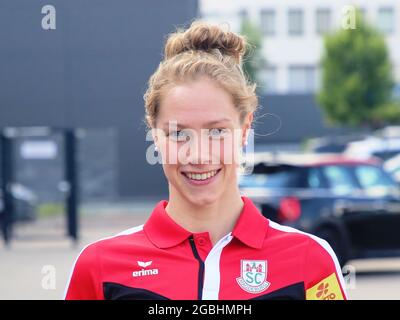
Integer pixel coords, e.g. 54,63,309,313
185,192,220,207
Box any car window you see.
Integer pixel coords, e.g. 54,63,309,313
307,168,324,188
389,167,400,181
391,167,400,175
239,164,302,189
321,165,358,195
372,150,400,161
354,165,398,192
261,171,299,188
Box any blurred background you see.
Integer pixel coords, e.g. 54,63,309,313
1,0,400,299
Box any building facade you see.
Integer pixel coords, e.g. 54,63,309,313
200,0,400,95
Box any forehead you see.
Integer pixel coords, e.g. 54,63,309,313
157,78,238,128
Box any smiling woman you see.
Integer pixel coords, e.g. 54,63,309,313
64,21,348,301
150,78,251,235
142,22,257,242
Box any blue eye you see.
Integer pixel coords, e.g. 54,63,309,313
169,130,190,141
208,128,228,139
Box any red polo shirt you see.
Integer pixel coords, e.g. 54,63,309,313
64,196,347,300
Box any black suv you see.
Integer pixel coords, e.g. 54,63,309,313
239,153,400,266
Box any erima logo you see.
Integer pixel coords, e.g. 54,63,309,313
132,261,159,277
138,261,152,268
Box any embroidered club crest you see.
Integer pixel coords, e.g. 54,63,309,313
236,260,271,294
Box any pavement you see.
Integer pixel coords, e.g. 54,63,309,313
1,209,400,300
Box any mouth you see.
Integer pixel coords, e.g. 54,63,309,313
180,169,222,186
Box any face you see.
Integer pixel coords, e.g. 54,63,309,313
153,77,252,207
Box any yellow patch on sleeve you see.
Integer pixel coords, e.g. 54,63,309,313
306,273,344,300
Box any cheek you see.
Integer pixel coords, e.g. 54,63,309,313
218,137,241,166
163,164,179,184
161,155,179,182
158,141,177,179
159,139,180,165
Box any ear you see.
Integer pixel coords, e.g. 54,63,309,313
242,112,254,146
151,128,160,150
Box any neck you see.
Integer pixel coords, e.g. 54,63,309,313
165,187,244,246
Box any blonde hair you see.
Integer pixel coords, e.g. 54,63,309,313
143,20,258,129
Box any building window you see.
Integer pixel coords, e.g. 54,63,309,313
377,7,395,34
288,9,304,36
288,65,316,93
259,66,278,94
316,8,331,35
260,9,276,36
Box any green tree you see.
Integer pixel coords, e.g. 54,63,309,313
318,10,399,129
239,18,265,88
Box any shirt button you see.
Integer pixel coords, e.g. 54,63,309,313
197,237,206,246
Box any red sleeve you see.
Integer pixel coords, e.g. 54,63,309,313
305,237,348,300
64,243,103,300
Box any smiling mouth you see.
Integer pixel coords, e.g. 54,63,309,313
181,169,222,182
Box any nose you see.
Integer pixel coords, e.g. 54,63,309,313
185,131,212,165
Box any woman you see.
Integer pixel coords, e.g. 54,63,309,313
64,21,347,300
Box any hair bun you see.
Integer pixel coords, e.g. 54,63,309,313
164,21,247,64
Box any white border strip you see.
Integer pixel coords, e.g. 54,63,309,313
202,233,234,300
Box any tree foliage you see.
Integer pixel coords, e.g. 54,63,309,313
239,18,265,89
318,11,398,129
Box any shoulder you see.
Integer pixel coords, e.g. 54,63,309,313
79,224,145,255
267,220,347,299
64,224,145,299
69,224,145,273
267,220,323,247
267,220,340,268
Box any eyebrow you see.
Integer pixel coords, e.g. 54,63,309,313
162,118,232,130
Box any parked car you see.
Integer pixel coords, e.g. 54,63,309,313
306,134,367,154
384,154,400,184
344,136,400,161
0,183,38,222
239,153,400,266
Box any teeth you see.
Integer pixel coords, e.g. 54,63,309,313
184,170,219,181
